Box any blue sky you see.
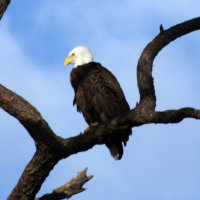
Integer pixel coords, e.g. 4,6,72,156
1,0,200,199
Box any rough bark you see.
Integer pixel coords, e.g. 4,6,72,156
36,168,93,200
0,3,200,200
7,145,59,200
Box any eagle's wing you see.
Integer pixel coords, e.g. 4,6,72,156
91,64,131,153
89,64,130,121
102,67,130,111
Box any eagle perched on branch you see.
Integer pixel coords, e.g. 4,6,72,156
64,46,132,160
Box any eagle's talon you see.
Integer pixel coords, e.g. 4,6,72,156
84,122,99,133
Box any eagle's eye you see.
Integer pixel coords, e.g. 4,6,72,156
71,53,75,56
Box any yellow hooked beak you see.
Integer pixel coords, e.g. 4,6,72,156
64,55,74,66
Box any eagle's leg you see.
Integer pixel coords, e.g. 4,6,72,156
84,122,99,133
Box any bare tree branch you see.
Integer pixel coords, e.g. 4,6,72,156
0,0,10,20
137,17,200,111
36,168,93,200
0,16,200,200
0,84,62,148
154,108,200,124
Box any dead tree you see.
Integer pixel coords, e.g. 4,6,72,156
1,2,200,200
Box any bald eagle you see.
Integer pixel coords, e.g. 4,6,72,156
64,46,131,160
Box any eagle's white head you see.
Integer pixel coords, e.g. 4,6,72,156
64,46,93,68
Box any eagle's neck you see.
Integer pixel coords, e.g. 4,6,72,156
74,55,93,68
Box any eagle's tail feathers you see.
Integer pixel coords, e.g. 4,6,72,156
106,142,123,160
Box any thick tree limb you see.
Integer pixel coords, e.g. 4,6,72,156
1,83,200,157
60,107,200,156
0,0,10,20
36,168,93,200
0,17,200,200
7,145,60,200
0,84,62,149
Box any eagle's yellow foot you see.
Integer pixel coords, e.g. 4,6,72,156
84,122,99,133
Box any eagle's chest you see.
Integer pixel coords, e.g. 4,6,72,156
75,75,97,101
70,64,100,93
70,65,100,109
